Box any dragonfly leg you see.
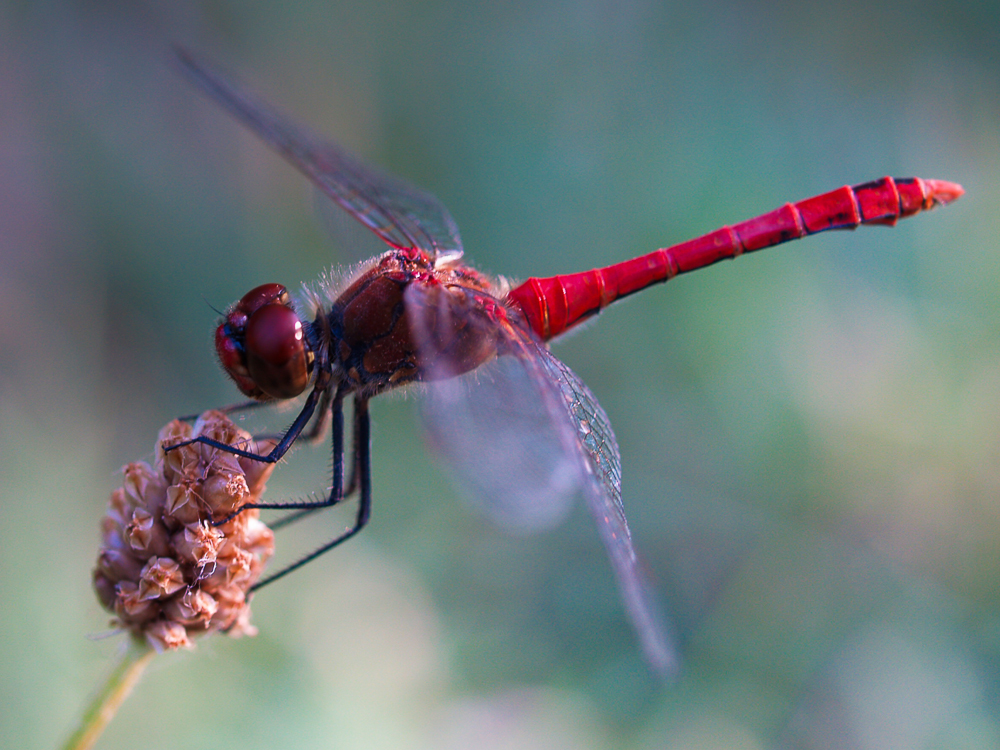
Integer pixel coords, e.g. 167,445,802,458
343,394,363,497
268,393,361,532
300,387,333,445
250,396,372,591
164,384,332,464
247,386,333,445
210,388,349,528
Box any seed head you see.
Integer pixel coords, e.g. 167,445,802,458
93,411,276,652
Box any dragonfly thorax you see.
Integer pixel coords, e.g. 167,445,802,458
324,250,504,395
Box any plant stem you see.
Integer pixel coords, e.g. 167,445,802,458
61,639,155,750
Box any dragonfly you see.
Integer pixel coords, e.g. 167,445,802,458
169,48,963,676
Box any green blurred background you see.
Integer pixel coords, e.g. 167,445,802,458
0,1,995,748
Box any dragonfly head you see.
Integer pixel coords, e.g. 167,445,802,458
215,283,315,401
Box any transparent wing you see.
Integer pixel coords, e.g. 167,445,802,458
536,351,678,677
407,281,677,674
407,281,579,531
174,47,464,262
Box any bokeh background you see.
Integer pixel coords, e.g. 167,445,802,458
0,2,995,748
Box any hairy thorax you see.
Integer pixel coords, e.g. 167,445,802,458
323,249,512,396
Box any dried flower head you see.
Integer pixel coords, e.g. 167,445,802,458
93,410,276,652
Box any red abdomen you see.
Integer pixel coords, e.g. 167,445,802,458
506,176,963,341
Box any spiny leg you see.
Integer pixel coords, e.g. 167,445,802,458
212,387,349,526
165,384,326,464
269,395,362,531
251,395,372,591
250,386,334,446
301,386,334,446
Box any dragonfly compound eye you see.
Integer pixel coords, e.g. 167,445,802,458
243,303,313,399
215,283,311,400
237,282,290,314
215,320,261,398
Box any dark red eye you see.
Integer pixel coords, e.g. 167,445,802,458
215,322,260,398
214,283,313,400
237,283,289,316
244,304,311,399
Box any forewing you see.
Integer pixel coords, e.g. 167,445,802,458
174,48,464,262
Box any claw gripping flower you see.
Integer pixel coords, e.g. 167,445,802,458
93,411,276,651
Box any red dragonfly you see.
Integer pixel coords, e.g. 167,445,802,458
170,49,963,675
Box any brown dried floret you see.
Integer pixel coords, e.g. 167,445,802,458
125,508,171,557
93,411,276,652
